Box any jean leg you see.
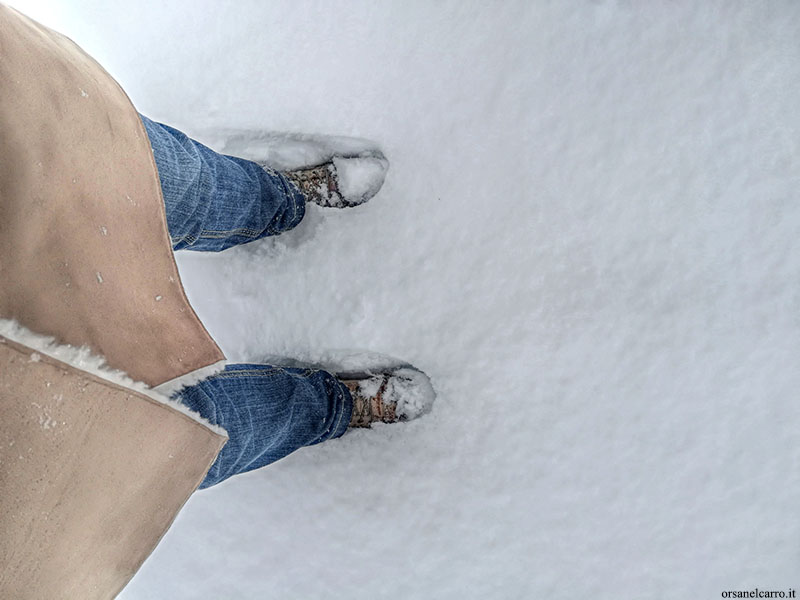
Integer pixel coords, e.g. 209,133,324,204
174,364,353,489
140,114,306,252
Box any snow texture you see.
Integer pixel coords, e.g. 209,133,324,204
198,130,386,171
11,1,800,598
333,155,390,205
381,367,435,420
0,319,227,437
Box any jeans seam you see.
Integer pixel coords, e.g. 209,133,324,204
329,387,347,438
212,371,283,379
211,367,318,378
197,228,262,239
171,233,196,245
310,380,347,445
200,227,262,234
274,171,303,226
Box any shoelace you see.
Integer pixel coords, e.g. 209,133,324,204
345,375,398,428
282,163,344,208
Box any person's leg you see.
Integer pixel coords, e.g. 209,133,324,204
140,114,306,252
141,117,414,487
175,364,353,489
143,118,353,485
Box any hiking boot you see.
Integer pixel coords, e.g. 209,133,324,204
281,154,389,208
340,367,435,428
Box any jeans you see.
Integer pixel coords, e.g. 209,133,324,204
141,115,353,489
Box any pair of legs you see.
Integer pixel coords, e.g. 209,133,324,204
141,115,353,489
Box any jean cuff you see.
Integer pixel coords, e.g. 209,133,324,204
273,171,306,233
311,374,352,444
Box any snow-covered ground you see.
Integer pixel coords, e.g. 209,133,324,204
14,1,800,597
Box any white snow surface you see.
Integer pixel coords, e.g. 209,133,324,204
333,155,390,205
12,1,800,598
382,367,435,420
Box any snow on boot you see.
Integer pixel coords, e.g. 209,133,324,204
282,155,389,208
340,367,435,428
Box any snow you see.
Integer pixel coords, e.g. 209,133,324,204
333,155,391,205
9,1,800,598
382,367,436,420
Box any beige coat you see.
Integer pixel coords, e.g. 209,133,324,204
0,5,229,598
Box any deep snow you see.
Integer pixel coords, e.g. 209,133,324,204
12,1,800,598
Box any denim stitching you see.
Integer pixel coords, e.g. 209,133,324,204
211,367,319,379
199,227,261,234
274,171,302,227
197,228,262,239
171,233,197,245
329,386,347,439
286,176,301,225
309,379,346,444
200,228,261,234
213,369,284,378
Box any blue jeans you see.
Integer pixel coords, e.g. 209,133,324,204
141,115,353,489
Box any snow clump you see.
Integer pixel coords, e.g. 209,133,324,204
333,155,390,205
